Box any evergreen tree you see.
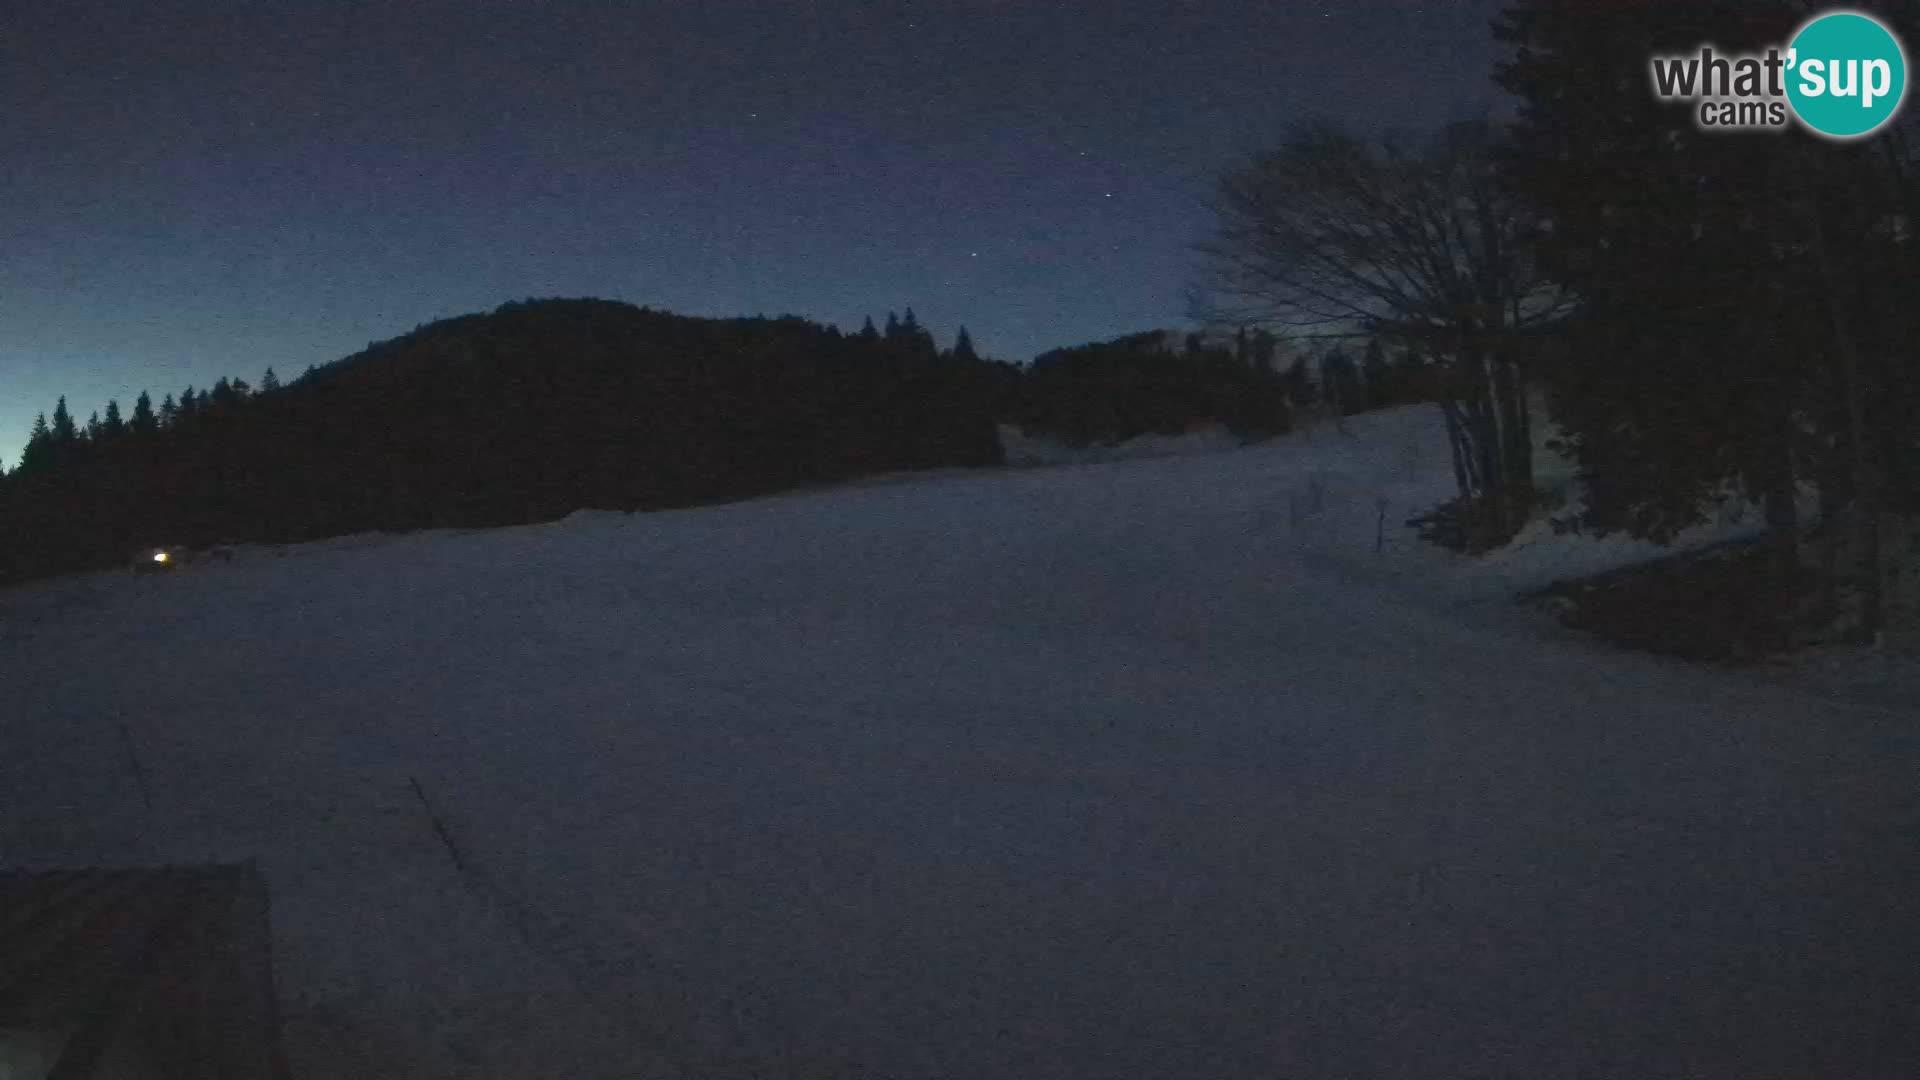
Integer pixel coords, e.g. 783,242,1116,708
50,398,76,445
159,393,178,427
1283,355,1317,411
209,377,238,408
1495,0,1841,565
1361,339,1391,411
951,326,980,363
1249,329,1278,373
18,413,53,471
85,410,102,442
900,307,937,360
1321,348,1365,417
131,391,157,434
1391,346,1427,404
178,387,198,419
102,399,125,439
260,367,281,394
884,312,901,339
858,316,879,341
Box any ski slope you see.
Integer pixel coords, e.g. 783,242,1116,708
5,406,1918,1078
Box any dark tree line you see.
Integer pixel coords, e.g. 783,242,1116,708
0,299,1313,590
0,300,1009,586
1315,338,1435,418
1014,330,1293,447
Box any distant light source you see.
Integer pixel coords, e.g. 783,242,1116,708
153,551,170,563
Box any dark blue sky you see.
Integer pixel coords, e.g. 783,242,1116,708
2,0,1507,465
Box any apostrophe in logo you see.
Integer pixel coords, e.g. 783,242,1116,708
1785,11,1907,138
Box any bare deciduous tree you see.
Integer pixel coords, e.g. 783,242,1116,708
1195,120,1567,537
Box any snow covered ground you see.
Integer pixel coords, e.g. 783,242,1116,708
997,423,1249,467
5,404,1919,1078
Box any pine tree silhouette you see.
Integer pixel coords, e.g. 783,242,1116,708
952,326,980,363
50,398,77,444
1361,339,1391,411
131,392,157,433
19,413,53,471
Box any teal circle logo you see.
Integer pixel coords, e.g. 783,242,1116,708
1786,11,1907,138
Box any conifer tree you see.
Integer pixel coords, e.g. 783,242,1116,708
1321,348,1364,417
50,398,76,444
131,391,156,433
1361,339,1391,411
1283,355,1317,411
1495,0,1846,566
1249,329,1278,373
951,326,980,364
102,399,125,439
19,413,52,471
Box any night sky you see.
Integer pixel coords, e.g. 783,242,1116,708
2,0,1507,466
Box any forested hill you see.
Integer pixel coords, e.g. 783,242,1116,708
0,299,1013,585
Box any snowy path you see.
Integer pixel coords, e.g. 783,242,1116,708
5,419,1919,1078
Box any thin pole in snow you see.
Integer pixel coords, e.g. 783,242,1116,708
408,774,468,874
113,713,152,813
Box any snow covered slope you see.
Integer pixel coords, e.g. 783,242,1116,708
997,423,1249,467
5,404,1918,1078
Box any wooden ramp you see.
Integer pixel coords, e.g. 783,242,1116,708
0,864,289,1080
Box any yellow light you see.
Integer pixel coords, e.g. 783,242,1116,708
153,551,169,563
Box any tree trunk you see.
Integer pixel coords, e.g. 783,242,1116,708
1463,348,1506,527
1440,398,1478,501
1797,159,1884,644
1494,355,1533,512
1761,419,1800,594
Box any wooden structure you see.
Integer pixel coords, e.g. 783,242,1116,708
0,864,289,1079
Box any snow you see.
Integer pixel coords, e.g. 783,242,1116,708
5,404,1919,1078
997,423,1250,467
